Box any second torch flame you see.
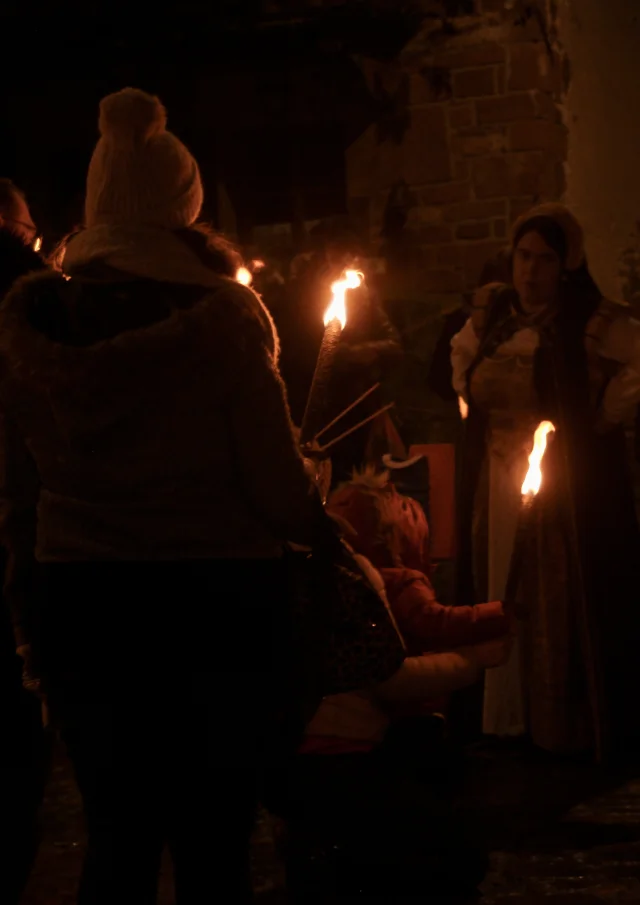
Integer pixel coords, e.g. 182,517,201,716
236,267,252,286
522,420,555,496
324,269,362,330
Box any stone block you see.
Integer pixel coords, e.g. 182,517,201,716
533,90,563,122
347,196,371,237
444,199,506,222
509,155,567,211
346,125,404,197
510,196,537,223
453,67,496,98
472,156,510,198
411,68,453,105
456,221,492,240
449,104,475,129
508,43,556,92
418,182,471,205
506,151,565,197
493,217,507,238
477,92,536,124
454,160,470,181
550,159,566,196
458,240,507,285
422,244,461,269
417,225,455,244
406,204,444,226
420,268,466,292
509,119,568,155
403,107,452,185
433,42,505,69
507,152,544,196
452,128,507,157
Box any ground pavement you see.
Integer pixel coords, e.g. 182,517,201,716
20,741,640,904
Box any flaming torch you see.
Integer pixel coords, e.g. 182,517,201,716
503,421,555,612
300,269,363,446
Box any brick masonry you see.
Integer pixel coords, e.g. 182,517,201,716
347,11,567,304
345,3,568,442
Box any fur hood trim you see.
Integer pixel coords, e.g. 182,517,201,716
0,268,278,440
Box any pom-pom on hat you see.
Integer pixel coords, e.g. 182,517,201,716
85,87,203,230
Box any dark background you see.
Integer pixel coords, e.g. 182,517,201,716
0,1,432,247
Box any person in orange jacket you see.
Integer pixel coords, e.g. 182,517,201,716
273,468,512,903
327,467,509,657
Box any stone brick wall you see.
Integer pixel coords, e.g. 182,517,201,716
348,3,567,305
345,2,568,442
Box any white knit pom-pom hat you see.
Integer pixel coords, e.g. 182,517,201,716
84,87,203,230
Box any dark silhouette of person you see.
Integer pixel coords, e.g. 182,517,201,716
427,248,510,402
0,178,48,904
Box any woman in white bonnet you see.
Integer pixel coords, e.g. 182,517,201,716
452,203,640,761
0,88,328,903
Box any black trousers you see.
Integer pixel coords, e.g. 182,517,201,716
36,559,292,905
3,683,49,904
1,554,49,905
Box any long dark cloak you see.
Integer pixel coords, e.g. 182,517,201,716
454,291,640,758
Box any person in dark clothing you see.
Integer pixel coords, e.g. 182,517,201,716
453,204,640,758
0,181,47,655
427,248,510,402
1,553,48,905
0,179,44,295
275,223,365,426
314,280,403,484
0,179,45,297
0,89,327,904
0,178,48,905
277,229,402,483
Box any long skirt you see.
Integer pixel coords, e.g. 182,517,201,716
476,441,593,752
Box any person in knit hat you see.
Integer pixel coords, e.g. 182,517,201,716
327,468,508,658
0,87,333,903
83,87,203,230
452,202,640,759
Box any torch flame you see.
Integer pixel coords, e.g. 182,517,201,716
33,236,42,253
458,396,469,420
236,267,252,286
324,269,363,330
521,420,555,496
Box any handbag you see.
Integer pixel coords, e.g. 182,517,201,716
285,524,407,717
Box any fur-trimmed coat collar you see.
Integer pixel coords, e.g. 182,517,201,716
0,265,315,565
0,269,277,442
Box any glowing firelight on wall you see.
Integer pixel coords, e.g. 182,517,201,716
521,421,555,496
324,270,362,330
236,267,252,286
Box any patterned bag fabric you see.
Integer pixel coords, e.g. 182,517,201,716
286,533,407,719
